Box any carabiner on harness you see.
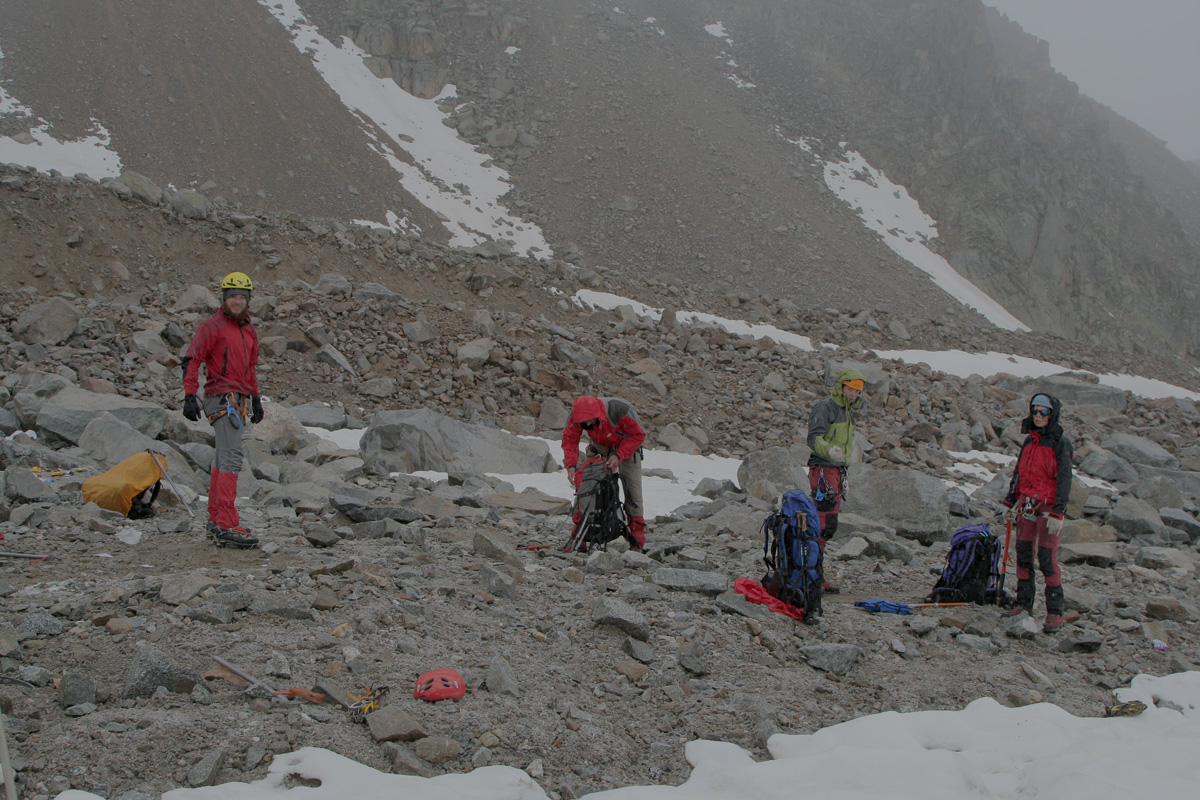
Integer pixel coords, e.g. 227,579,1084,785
225,400,243,430
206,394,245,429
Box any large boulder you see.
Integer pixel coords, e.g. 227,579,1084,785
36,387,168,445
1102,433,1180,470
536,397,569,431
657,423,700,455
251,404,317,455
12,372,74,427
172,285,219,314
455,338,494,368
328,485,421,523
117,170,163,207
360,408,556,475
78,414,203,492
1130,476,1184,511
1161,509,1200,543
841,465,950,544
737,445,810,502
1128,465,1200,497
1107,496,1168,541
287,402,349,430
1080,450,1139,484
14,298,81,346
171,189,209,220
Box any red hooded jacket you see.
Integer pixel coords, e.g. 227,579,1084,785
561,396,646,468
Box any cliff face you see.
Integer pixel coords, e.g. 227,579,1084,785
321,0,1200,358
728,0,1200,357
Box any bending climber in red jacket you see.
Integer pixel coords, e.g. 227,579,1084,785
562,396,648,549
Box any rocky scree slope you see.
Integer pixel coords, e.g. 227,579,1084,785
1,164,1200,799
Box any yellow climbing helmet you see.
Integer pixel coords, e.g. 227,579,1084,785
220,271,254,292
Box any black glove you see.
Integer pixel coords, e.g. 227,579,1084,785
183,394,202,422
251,396,264,424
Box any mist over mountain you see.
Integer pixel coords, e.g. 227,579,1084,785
1,0,1199,362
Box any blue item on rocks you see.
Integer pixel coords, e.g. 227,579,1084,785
854,599,913,615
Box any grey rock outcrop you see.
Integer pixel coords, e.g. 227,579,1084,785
360,408,555,475
842,466,950,544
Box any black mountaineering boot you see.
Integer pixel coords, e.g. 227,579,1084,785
213,526,259,549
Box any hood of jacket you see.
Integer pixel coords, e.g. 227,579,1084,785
1021,391,1064,436
571,395,606,425
832,367,867,409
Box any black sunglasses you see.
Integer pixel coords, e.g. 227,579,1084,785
580,420,599,430
1032,408,1051,417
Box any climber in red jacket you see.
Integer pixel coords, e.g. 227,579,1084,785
181,271,263,549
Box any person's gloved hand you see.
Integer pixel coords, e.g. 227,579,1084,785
183,394,202,422
826,445,845,464
1044,514,1064,537
251,396,264,424
566,465,577,487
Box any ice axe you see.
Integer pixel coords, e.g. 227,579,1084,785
997,496,1037,603
998,511,1014,600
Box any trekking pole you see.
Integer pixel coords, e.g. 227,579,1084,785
0,710,17,800
149,450,195,518
563,509,588,552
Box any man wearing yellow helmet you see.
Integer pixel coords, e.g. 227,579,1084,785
181,271,264,548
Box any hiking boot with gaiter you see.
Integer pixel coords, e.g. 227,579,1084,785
1002,578,1035,617
213,526,259,549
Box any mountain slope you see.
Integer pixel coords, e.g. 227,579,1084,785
2,0,1199,361
0,0,444,234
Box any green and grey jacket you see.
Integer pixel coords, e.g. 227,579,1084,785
806,368,866,467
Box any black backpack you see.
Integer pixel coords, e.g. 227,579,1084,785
925,524,1003,605
563,458,631,552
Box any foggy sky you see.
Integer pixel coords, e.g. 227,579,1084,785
987,0,1200,162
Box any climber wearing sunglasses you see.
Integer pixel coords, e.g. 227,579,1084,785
1002,392,1074,634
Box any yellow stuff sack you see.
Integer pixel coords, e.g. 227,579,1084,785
82,451,168,518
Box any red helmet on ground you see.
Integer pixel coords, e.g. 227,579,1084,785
413,668,467,701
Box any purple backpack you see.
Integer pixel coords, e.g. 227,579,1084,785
925,524,1002,605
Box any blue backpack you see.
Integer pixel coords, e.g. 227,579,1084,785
760,490,823,619
925,524,1002,605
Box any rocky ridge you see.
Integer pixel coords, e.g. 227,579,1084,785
1,162,1200,799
